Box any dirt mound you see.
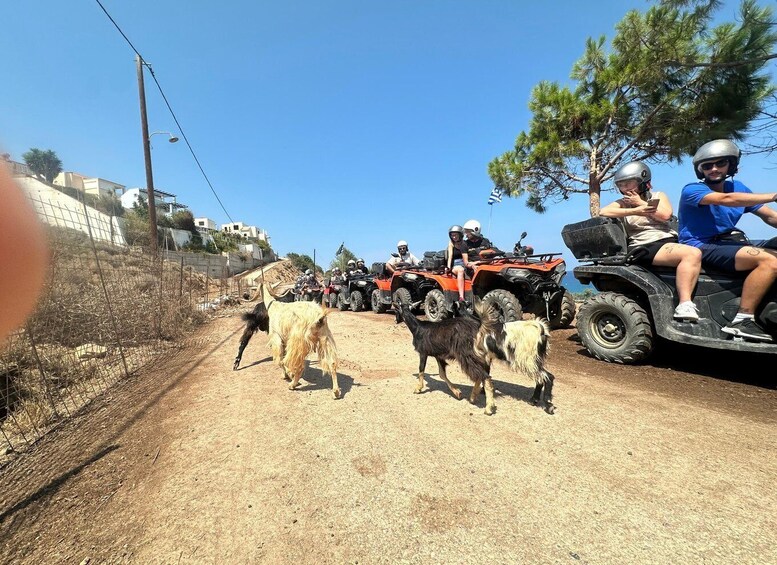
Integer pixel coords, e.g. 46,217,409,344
236,259,301,299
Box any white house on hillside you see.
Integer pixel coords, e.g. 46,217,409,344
194,217,217,233
54,171,125,198
120,187,188,216
221,221,270,245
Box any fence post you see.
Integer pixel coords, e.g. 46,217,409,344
179,256,184,298
25,324,60,419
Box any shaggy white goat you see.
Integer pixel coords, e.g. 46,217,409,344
234,283,340,399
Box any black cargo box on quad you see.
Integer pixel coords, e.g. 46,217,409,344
561,217,628,262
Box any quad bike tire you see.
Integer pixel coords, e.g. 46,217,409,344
483,289,522,323
328,293,337,308
393,287,413,309
350,290,364,312
371,289,388,313
577,292,654,364
424,289,450,323
548,290,576,329
337,292,349,311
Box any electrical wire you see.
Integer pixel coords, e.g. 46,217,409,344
94,0,234,223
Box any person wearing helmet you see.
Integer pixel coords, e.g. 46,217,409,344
678,139,777,341
386,240,420,273
344,259,358,278
355,258,369,275
462,219,493,256
600,161,703,322
446,225,470,303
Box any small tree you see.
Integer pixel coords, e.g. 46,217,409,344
287,252,323,274
488,0,776,216
329,246,357,272
23,148,63,183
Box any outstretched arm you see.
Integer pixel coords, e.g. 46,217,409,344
700,191,777,207
754,204,777,229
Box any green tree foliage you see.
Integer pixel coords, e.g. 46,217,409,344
488,0,777,216
328,245,357,272
22,148,63,183
287,252,323,274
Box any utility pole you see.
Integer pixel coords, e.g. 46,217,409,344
136,54,158,256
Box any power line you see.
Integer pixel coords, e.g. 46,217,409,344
94,0,234,223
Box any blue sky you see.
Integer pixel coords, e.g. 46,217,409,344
2,0,775,272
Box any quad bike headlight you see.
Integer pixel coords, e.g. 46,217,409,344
403,273,419,281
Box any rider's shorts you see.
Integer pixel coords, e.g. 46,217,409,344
452,259,465,268
700,241,744,272
632,237,677,265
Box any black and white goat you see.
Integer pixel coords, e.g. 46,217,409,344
395,300,498,414
476,317,555,414
233,284,340,399
397,299,555,414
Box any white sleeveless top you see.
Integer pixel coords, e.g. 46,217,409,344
619,191,677,246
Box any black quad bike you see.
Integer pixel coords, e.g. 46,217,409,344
337,273,377,312
561,217,777,363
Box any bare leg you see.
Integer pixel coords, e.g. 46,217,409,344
436,359,462,399
653,243,701,303
735,248,777,313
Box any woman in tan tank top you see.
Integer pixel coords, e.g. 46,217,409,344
600,161,703,322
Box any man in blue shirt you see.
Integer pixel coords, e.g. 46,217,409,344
678,139,777,342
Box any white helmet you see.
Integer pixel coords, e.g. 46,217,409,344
397,240,408,247
347,259,356,266
463,220,481,234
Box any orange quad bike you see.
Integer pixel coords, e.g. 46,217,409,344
469,231,576,328
370,256,470,317
385,250,473,322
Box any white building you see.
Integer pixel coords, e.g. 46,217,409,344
120,187,188,216
194,217,217,233
221,221,270,244
54,171,125,198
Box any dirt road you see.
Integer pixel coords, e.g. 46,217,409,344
1,308,775,564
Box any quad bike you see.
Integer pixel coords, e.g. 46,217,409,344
322,276,345,308
369,257,433,314
298,280,323,303
336,272,377,312
385,250,473,322
561,217,777,363
467,232,576,327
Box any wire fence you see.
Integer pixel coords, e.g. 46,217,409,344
0,194,249,466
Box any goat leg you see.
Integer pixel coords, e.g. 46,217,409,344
483,377,496,416
233,326,255,370
469,379,483,404
414,355,428,394
436,360,462,399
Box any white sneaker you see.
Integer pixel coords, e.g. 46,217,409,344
673,301,700,322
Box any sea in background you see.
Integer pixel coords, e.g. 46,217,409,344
563,274,596,295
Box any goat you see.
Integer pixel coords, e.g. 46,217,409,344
233,283,341,399
475,317,555,414
395,300,498,415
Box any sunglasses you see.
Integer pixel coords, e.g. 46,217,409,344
700,159,729,171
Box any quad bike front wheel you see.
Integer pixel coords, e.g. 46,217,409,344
577,292,654,364
337,292,349,311
393,287,413,310
548,290,577,329
328,293,337,308
371,289,387,313
350,290,364,312
483,289,522,323
424,289,450,323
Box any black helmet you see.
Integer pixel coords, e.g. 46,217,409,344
448,225,464,238
692,139,740,179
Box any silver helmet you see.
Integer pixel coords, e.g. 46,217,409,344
692,139,740,179
347,259,356,266
613,161,651,190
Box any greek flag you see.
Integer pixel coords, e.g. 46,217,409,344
488,187,503,205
